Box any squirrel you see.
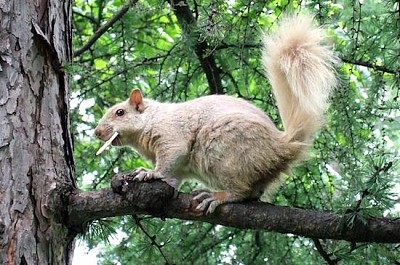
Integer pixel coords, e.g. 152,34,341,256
94,14,337,214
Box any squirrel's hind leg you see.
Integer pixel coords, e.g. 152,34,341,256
193,190,247,214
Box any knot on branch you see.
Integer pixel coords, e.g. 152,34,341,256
111,171,178,214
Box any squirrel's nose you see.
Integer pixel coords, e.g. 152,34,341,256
94,126,102,138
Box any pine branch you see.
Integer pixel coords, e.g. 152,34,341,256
67,171,400,243
169,0,223,94
133,215,171,264
341,58,399,75
312,239,340,265
73,0,137,57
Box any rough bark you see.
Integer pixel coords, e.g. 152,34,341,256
68,172,400,244
0,0,75,264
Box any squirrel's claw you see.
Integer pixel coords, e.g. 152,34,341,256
132,168,148,181
132,167,164,181
132,167,149,181
193,190,222,214
192,190,211,201
198,198,221,214
193,190,243,214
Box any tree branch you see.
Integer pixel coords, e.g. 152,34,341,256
73,0,137,57
341,58,399,75
168,0,223,94
312,239,339,265
67,172,400,243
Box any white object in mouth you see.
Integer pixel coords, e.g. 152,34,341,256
96,131,119,156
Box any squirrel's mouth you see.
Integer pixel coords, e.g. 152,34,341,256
95,131,120,156
107,131,120,146
111,135,119,145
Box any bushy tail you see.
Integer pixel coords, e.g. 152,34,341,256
262,14,337,143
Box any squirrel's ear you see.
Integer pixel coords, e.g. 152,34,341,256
129,88,145,112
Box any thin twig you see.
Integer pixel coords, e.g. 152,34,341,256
133,215,171,264
341,58,398,75
312,239,339,265
74,1,137,57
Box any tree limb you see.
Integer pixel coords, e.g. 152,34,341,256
73,0,137,57
341,58,399,75
67,172,400,243
312,239,339,265
168,0,223,94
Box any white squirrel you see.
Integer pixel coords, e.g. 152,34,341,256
95,14,337,213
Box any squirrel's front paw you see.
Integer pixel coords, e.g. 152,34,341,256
132,167,162,181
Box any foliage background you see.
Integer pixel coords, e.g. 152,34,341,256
70,0,399,264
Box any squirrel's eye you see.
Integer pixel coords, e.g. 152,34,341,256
115,109,125,117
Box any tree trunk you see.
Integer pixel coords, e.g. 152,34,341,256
0,0,75,264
